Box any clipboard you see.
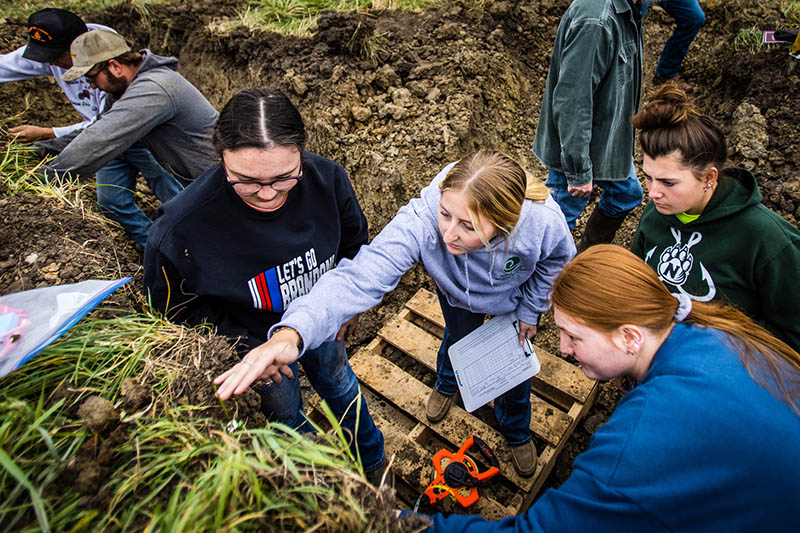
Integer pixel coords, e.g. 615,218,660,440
448,313,541,412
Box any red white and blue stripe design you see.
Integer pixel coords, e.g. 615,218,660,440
248,268,284,312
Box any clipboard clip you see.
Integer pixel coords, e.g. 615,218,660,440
513,320,533,357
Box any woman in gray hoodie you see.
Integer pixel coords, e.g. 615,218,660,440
215,150,576,476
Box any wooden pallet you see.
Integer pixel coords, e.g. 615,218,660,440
312,288,598,518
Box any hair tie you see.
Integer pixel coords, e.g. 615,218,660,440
671,293,693,322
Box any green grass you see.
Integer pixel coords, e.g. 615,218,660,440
239,0,437,36
0,310,380,531
734,27,764,52
780,1,800,27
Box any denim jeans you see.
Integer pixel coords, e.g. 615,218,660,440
546,161,643,228
95,143,183,246
253,340,386,472
643,0,705,80
434,288,533,446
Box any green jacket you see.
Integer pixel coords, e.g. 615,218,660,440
532,0,643,186
631,168,800,352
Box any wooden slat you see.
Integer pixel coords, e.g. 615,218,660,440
378,314,573,446
350,346,540,491
404,288,595,403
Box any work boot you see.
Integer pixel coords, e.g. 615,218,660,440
576,208,628,253
426,390,455,423
510,441,538,478
366,457,395,488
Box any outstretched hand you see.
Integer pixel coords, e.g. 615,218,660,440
9,125,56,142
214,328,302,400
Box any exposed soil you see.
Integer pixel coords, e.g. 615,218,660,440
2,0,799,521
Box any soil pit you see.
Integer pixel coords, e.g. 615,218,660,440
1,0,799,523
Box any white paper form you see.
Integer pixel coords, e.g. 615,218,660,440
448,313,541,412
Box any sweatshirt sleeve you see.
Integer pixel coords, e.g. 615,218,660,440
550,22,614,186
423,466,661,533
45,78,174,178
143,237,253,343
332,163,369,261
754,240,800,352
0,47,50,81
516,206,576,325
271,202,425,352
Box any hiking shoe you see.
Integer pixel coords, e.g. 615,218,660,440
366,458,394,488
510,441,538,478
426,390,455,423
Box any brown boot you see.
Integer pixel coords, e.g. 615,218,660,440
510,441,538,477
426,390,455,423
576,208,628,253
366,457,395,488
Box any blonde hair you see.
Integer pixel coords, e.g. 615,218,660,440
439,150,550,249
551,245,800,415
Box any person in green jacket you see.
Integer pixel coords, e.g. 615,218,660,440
630,84,800,352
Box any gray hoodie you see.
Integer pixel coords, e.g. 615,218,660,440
274,162,576,353
46,50,218,182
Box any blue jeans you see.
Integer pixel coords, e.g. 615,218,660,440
643,0,705,80
546,162,643,228
95,143,183,246
253,340,386,472
434,288,532,446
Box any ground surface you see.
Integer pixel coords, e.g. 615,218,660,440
1,0,799,514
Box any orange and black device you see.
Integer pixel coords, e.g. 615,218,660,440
423,435,500,508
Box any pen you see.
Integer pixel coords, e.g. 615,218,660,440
513,320,532,357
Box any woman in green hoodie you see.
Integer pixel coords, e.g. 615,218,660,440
630,84,800,352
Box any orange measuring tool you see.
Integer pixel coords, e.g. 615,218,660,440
422,435,500,508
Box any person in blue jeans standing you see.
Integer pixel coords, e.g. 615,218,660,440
214,150,576,478
645,0,706,84
144,89,389,486
0,8,183,247
533,0,644,251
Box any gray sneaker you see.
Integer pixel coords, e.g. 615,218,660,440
425,390,455,423
510,440,538,477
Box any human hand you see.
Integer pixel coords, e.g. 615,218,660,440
517,320,537,346
567,182,592,198
336,314,360,342
9,125,56,142
213,328,301,400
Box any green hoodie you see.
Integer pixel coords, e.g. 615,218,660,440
631,168,800,352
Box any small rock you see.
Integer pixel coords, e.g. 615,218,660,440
24,253,38,264
351,105,371,122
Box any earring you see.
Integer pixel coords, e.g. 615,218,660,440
703,182,713,192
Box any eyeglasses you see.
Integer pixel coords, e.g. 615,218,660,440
85,62,108,84
225,160,303,194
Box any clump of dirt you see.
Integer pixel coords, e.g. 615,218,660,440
118,378,151,412
78,395,119,433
